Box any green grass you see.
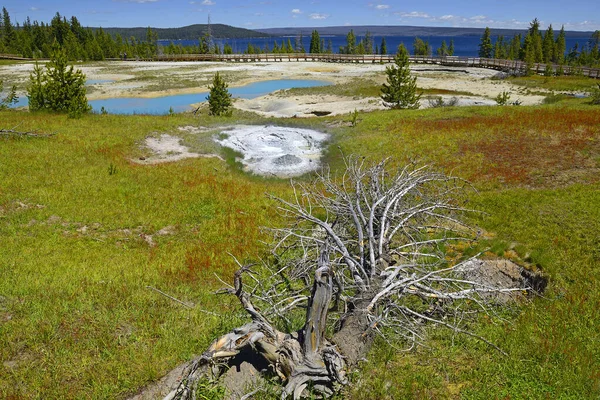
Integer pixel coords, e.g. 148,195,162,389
508,75,599,92
1,97,600,399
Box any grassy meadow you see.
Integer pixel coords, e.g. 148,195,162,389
1,90,599,398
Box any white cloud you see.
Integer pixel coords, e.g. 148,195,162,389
375,4,389,10
439,14,454,20
202,0,215,5
309,13,328,20
397,11,430,18
113,0,158,3
291,8,302,14
470,15,488,22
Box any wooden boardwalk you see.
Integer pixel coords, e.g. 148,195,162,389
2,52,599,78
153,53,600,78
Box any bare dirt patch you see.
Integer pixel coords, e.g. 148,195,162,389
132,134,223,165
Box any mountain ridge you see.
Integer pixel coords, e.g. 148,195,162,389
255,25,594,38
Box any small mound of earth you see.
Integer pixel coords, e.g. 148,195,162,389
215,125,329,178
455,258,546,303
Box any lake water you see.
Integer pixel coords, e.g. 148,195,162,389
90,79,330,114
159,35,591,57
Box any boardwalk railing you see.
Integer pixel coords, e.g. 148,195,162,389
151,53,600,79
2,52,599,78
0,53,32,61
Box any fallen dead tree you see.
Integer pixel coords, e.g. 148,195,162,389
0,124,56,138
164,156,539,400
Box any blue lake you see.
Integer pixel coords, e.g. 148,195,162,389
14,79,331,115
90,79,330,115
160,35,592,58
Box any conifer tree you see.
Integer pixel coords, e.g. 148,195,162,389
526,18,543,62
27,45,91,116
493,36,506,59
380,37,387,55
437,40,448,56
309,30,321,53
363,31,374,54
523,35,536,75
0,79,17,110
478,27,493,58
2,7,17,52
448,39,455,56
413,37,430,56
380,44,421,109
555,26,566,64
206,72,232,116
542,25,555,63
345,29,356,54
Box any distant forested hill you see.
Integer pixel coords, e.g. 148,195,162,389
256,25,594,38
99,24,270,40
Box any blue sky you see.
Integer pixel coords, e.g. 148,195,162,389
3,0,599,31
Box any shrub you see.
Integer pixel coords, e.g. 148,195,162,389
27,46,91,117
427,96,459,108
206,72,232,116
495,91,511,105
590,84,600,105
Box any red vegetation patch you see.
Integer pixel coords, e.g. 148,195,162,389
426,109,600,186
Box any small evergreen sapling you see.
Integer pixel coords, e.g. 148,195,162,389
27,45,91,117
380,44,421,109
206,72,232,116
0,79,18,110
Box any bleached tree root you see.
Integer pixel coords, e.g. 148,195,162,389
165,254,348,400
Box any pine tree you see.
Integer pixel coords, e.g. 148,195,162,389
27,45,91,116
345,29,356,54
2,7,17,52
413,37,430,56
0,79,17,109
380,44,421,109
523,35,536,75
206,72,232,116
437,40,448,57
309,30,321,53
555,26,566,64
380,37,387,55
526,18,543,62
448,39,455,56
542,25,555,63
479,27,493,58
363,31,374,54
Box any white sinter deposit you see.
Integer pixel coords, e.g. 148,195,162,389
215,125,329,178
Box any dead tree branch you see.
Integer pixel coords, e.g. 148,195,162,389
0,125,57,138
164,155,538,399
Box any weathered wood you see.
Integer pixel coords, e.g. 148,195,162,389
150,53,600,78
